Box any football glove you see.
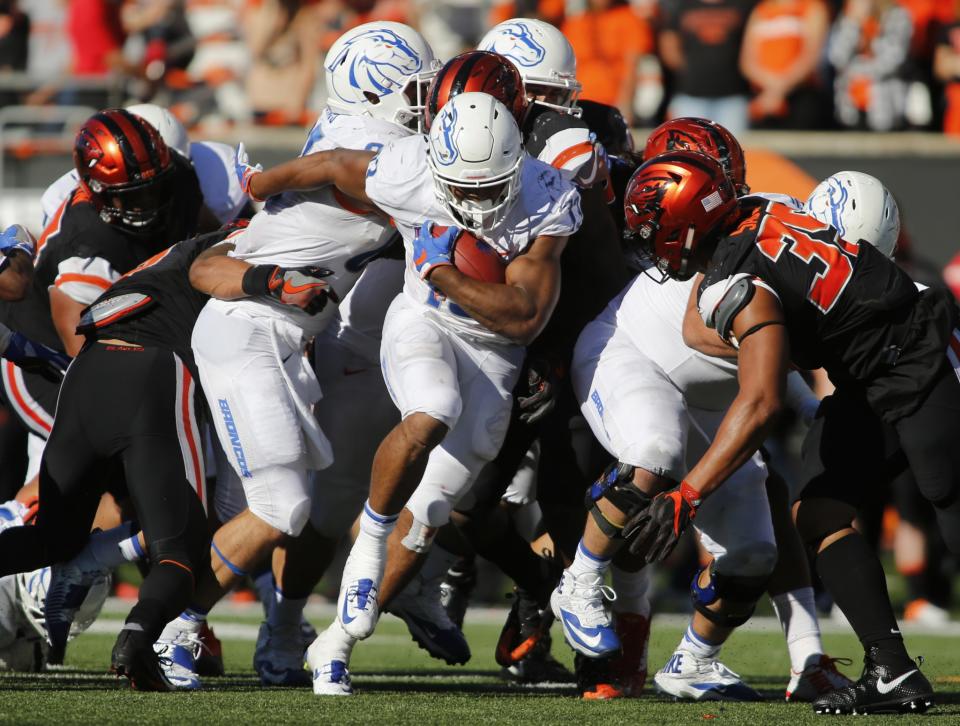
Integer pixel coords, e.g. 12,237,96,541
517,356,561,425
0,325,71,383
242,264,335,315
0,225,36,275
413,221,457,279
235,142,264,201
624,481,702,563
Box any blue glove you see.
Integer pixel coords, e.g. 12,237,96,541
413,222,458,280
0,225,35,257
235,142,264,201
1,328,71,382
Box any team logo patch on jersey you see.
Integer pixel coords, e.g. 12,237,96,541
481,21,545,68
325,28,423,105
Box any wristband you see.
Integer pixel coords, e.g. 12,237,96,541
679,481,702,511
241,265,279,296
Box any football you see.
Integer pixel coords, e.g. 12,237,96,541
432,225,507,284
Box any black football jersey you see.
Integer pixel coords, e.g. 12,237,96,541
701,197,920,383
520,107,631,367
78,228,231,371
0,155,202,352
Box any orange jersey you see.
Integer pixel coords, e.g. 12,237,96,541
562,6,653,106
749,0,825,73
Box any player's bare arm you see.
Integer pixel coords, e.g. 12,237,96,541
0,251,33,302
50,288,89,357
247,149,376,205
190,243,332,313
684,286,789,498
188,243,242,299
682,274,738,358
428,234,567,346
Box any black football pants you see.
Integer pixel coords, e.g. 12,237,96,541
0,343,211,640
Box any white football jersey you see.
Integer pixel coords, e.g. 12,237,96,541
600,274,740,411
331,257,405,364
365,134,582,345
225,110,411,335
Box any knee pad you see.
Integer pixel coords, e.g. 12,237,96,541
400,515,437,554
406,488,453,529
714,541,778,578
585,461,651,539
244,465,312,536
690,560,771,628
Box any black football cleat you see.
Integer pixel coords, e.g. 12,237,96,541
111,628,174,692
812,647,934,715
439,557,477,630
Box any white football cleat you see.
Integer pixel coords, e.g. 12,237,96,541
153,624,203,690
337,578,380,640
785,654,854,702
654,649,763,701
0,499,31,532
253,622,311,687
307,630,354,696
550,570,620,659
387,571,470,665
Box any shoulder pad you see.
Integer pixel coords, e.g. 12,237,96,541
524,109,589,159
699,273,756,343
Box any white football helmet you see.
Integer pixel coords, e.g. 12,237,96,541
126,103,190,158
428,92,524,236
805,170,901,258
325,21,439,131
478,18,581,114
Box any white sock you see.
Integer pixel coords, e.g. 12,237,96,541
567,539,611,579
680,623,721,660
611,564,652,616
117,533,146,563
771,587,824,672
269,588,308,630
319,618,357,662
345,501,398,580
80,522,139,568
159,607,206,640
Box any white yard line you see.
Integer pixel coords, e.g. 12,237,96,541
95,598,960,639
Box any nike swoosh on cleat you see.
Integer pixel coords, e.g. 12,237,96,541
876,670,918,695
340,597,356,625
560,611,603,649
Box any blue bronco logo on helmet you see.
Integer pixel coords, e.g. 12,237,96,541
326,27,423,105
482,21,545,68
431,105,459,167
814,178,850,239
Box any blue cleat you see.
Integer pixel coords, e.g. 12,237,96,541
550,570,621,659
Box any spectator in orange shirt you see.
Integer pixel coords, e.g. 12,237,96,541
740,0,830,128
489,0,566,27
562,0,653,124
933,0,960,134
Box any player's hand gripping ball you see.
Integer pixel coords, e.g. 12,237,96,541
414,222,507,283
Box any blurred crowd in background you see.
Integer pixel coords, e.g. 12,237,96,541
4,0,960,134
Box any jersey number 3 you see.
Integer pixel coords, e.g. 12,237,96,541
756,202,859,314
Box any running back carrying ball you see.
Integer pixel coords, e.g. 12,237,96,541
431,225,507,284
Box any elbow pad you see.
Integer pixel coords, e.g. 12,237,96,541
699,273,757,345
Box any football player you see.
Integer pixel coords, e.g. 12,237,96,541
0,219,319,689
154,22,441,689
0,109,203,442
40,103,247,231
243,92,581,695
622,151,957,714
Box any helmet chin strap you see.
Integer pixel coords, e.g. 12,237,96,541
677,225,696,278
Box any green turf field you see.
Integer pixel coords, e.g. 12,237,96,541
1,611,958,725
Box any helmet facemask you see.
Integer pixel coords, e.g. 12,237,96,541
87,165,175,232
430,155,523,235
525,74,583,116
